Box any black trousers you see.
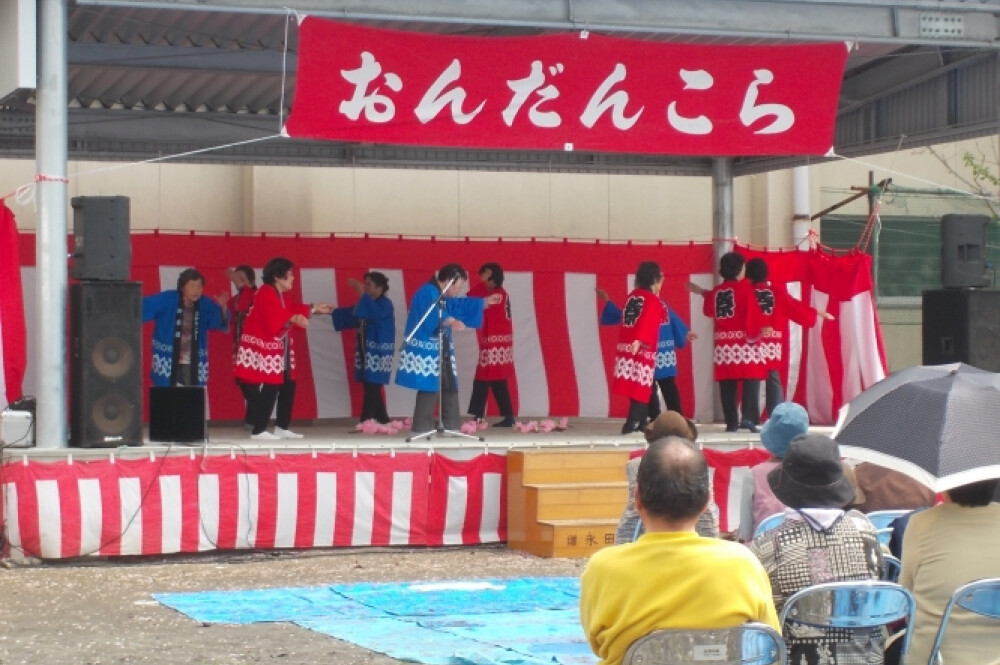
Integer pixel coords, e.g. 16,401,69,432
360,381,390,424
646,376,683,420
741,379,761,425
174,362,196,387
622,397,649,434
467,379,514,419
252,379,296,434
412,349,460,432
720,379,761,430
765,369,784,417
237,380,258,426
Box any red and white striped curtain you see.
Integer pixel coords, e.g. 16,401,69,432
9,232,886,425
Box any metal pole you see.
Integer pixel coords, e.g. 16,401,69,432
35,0,69,448
868,170,880,304
792,165,811,248
712,157,734,279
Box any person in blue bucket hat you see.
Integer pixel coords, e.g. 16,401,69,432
738,402,809,541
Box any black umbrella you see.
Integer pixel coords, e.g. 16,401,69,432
833,363,1000,492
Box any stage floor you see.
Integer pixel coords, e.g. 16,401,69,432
12,418,835,461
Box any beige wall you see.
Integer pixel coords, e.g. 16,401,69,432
2,158,722,241
4,138,994,240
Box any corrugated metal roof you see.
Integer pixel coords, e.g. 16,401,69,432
2,1,999,175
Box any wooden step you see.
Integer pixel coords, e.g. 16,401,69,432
506,450,633,559
524,519,621,558
508,449,632,485
524,482,628,520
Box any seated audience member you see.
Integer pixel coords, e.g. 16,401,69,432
897,479,1000,665
614,412,719,543
849,462,937,559
750,434,884,665
582,437,779,665
738,402,809,541
850,462,937,514
886,510,923,559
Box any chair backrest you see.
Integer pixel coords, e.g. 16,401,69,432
881,555,902,583
865,509,911,546
633,519,645,542
778,581,917,655
865,510,912,530
926,578,1000,665
622,623,787,665
753,512,785,539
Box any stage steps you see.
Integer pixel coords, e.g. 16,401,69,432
506,448,633,559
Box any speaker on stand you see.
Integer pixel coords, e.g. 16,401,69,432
71,197,132,281
940,214,990,289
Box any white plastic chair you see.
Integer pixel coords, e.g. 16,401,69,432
926,577,1000,665
753,512,785,539
622,623,787,665
779,580,917,657
865,509,911,547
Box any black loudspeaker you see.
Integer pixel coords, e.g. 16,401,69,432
71,196,132,281
70,282,143,447
149,387,206,443
941,214,990,288
922,289,1000,371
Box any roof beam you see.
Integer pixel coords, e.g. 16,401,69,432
77,0,1000,47
67,43,293,73
0,108,713,175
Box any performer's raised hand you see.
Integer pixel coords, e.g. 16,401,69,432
445,317,466,332
685,281,706,296
347,277,364,295
312,303,335,315
595,287,610,303
226,267,249,289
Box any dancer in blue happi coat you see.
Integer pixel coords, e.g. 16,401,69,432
597,286,695,418
395,263,499,433
333,271,396,424
142,268,229,387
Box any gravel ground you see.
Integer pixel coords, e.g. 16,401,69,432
0,546,586,665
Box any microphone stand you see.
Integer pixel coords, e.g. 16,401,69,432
403,277,485,443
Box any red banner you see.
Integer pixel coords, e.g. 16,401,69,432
286,18,847,156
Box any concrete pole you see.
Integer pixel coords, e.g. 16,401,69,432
712,157,734,277
792,165,811,249
34,0,68,448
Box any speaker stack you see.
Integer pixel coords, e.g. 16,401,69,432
939,214,989,289
922,214,999,371
69,196,142,447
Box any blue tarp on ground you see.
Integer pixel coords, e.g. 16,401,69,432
154,577,597,665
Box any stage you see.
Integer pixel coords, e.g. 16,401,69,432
0,418,831,563
11,418,773,459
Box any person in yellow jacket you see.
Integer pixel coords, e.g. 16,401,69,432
580,436,779,665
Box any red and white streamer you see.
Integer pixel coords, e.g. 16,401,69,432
3,448,768,559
